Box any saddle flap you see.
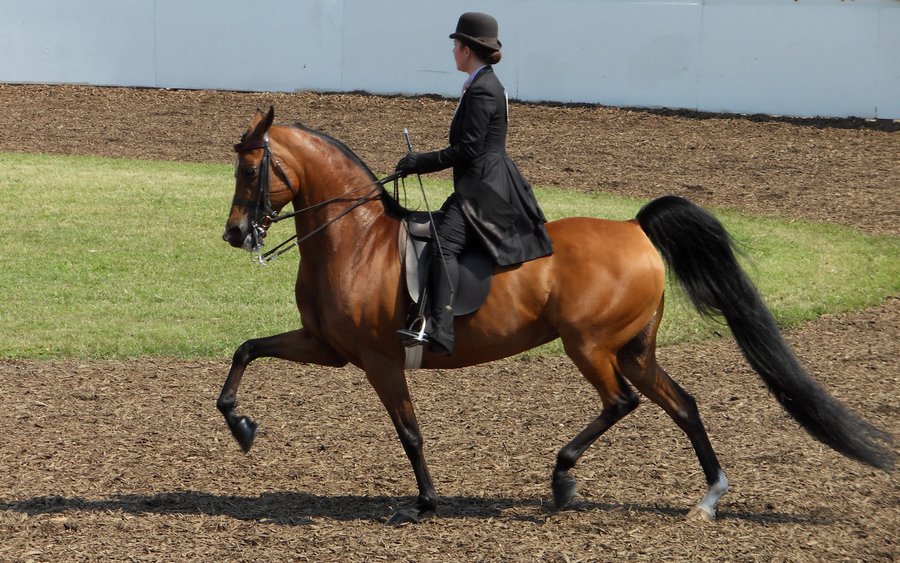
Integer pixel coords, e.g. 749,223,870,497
401,212,439,302
454,250,493,316
399,215,492,317
403,229,430,302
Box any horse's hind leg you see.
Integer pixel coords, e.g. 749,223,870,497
217,328,347,452
553,343,640,510
617,311,728,520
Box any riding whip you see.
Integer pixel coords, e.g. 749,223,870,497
402,128,456,315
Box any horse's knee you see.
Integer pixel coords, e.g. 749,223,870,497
232,339,257,365
397,424,424,453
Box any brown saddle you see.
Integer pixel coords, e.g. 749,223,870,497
399,212,493,316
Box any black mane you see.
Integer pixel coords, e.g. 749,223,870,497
290,123,410,219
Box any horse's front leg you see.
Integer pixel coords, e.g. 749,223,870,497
216,328,347,452
363,358,438,526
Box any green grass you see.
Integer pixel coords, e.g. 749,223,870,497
2,153,897,359
2,154,298,358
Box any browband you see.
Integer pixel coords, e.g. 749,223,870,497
234,138,268,152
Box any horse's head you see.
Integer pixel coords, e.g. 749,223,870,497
223,106,297,251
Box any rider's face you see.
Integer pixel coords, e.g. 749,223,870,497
452,40,469,73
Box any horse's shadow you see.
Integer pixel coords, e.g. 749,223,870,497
0,491,831,526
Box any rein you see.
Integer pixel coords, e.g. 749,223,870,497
233,135,402,263
260,181,388,262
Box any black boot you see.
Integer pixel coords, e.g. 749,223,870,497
427,254,457,356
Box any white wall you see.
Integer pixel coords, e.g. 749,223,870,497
1,0,897,118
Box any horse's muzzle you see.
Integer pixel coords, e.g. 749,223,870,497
223,222,266,252
223,225,247,248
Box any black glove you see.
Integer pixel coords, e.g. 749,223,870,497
395,152,421,178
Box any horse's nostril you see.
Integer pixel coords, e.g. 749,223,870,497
223,226,244,247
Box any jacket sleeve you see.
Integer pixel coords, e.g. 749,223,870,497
414,87,496,174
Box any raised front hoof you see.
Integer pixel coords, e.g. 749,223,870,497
686,504,716,522
230,416,258,453
384,507,423,527
552,472,577,510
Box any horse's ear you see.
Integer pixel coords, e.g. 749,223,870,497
247,106,276,139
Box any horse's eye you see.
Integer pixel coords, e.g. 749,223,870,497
242,166,258,179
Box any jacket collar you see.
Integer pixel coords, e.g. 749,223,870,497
463,65,488,92
464,65,492,93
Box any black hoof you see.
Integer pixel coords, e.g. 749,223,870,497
231,416,258,453
552,471,577,510
384,507,421,527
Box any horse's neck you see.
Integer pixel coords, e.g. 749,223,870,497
293,191,395,255
289,134,398,272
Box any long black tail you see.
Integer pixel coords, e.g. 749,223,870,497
637,195,894,471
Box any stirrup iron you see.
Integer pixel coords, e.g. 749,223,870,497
398,316,428,348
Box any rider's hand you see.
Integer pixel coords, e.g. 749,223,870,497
395,152,420,177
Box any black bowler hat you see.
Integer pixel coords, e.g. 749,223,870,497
449,12,501,51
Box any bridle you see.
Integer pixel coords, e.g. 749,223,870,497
232,134,297,256
232,134,402,263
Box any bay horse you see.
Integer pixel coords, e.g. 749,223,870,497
218,107,893,525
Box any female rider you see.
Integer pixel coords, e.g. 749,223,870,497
396,12,553,355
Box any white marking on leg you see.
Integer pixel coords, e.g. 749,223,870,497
694,470,729,519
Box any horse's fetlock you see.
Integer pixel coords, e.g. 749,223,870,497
555,449,578,473
418,491,438,512
216,396,235,414
709,470,729,493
